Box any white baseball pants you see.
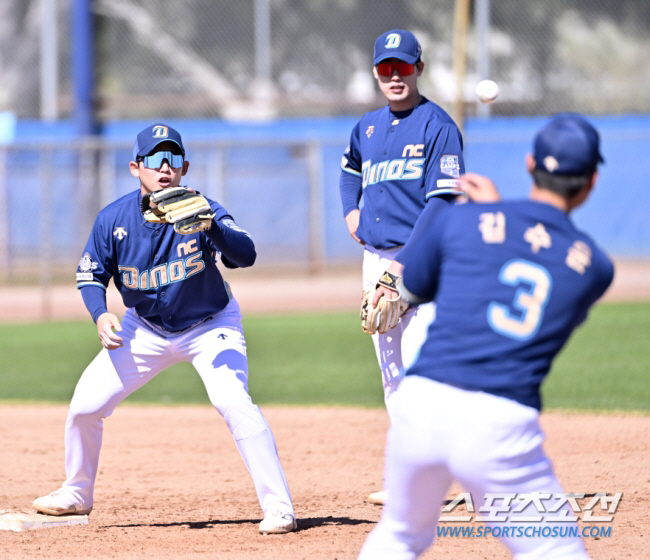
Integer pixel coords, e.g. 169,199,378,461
61,299,293,515
363,246,435,420
358,376,590,559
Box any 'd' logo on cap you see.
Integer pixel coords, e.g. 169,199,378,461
385,33,401,48
152,125,169,139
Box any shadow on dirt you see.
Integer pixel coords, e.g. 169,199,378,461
106,515,376,532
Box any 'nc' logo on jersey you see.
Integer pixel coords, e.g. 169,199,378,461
361,144,425,187
152,125,168,138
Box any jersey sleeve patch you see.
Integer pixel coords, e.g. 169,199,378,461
340,144,362,176
440,155,461,177
435,179,461,189
76,252,106,287
221,218,251,238
77,252,98,273
426,179,462,199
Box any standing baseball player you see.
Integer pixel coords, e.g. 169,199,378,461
358,114,613,559
339,29,465,504
32,124,296,535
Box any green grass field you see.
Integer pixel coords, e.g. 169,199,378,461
0,301,648,412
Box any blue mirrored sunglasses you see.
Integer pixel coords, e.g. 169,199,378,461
140,151,184,169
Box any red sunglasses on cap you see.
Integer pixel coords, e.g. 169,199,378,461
376,59,416,77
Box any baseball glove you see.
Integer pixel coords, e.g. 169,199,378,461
141,186,215,235
360,271,410,334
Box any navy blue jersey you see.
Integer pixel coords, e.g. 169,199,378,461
76,189,255,332
400,200,614,410
339,97,464,249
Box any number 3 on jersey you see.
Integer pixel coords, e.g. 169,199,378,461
488,259,552,340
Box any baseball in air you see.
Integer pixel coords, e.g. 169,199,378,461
475,79,499,104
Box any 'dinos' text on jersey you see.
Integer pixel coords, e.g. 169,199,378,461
361,144,425,188
119,251,205,291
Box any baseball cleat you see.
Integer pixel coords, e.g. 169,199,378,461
32,488,92,516
258,507,297,535
367,490,388,505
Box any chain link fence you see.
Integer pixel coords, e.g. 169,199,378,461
1,0,649,296
0,137,357,285
2,0,650,121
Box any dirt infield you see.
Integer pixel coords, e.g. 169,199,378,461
0,405,647,559
1,263,648,557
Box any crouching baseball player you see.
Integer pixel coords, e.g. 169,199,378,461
358,114,613,558
32,124,296,535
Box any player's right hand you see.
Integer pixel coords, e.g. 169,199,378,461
459,173,501,203
97,313,124,350
345,209,363,244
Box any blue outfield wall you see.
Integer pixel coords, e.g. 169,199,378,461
464,115,650,258
6,114,650,261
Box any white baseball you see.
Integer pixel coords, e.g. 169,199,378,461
475,79,499,104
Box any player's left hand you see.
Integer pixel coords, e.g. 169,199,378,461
141,186,216,234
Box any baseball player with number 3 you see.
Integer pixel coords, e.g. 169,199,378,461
340,29,465,504
359,114,613,559
32,124,296,535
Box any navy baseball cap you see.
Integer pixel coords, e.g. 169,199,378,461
533,114,604,175
373,29,422,65
133,123,185,160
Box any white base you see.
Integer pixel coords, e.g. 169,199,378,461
0,510,89,532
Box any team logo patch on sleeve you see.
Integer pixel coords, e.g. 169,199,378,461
440,155,460,177
77,252,98,281
78,252,98,273
366,126,375,138
221,218,251,238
